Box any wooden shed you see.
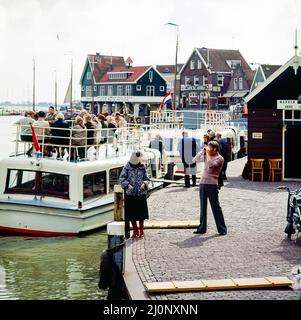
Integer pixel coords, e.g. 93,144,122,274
244,54,301,180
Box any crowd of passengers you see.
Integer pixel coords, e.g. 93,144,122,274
15,106,127,160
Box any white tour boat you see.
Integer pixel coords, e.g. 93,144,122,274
0,123,163,236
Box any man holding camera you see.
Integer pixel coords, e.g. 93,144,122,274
191,140,227,236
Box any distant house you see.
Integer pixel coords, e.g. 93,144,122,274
179,47,255,109
80,54,167,115
245,54,301,180
156,64,183,108
250,64,281,92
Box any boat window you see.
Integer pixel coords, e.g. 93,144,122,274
83,171,106,199
109,167,123,193
5,169,69,199
41,172,69,197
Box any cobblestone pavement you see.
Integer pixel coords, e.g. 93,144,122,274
131,157,301,300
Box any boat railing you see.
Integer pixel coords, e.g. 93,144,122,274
13,122,152,162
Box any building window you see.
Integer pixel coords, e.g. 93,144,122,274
146,85,155,96
190,60,195,70
203,75,208,86
83,171,106,199
239,77,243,90
94,85,97,92
194,76,199,86
125,85,131,96
185,76,190,86
217,75,224,86
87,72,92,80
189,92,198,105
149,71,153,82
234,78,238,90
117,85,123,96
160,86,165,92
108,86,113,96
197,60,202,69
136,85,141,91
82,86,85,92
100,86,105,96
86,86,92,96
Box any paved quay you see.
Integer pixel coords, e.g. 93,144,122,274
127,157,301,300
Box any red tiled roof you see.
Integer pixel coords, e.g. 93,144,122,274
88,54,125,82
99,66,151,83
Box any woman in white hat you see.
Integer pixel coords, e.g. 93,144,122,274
119,151,149,238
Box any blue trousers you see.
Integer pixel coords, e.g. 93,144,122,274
197,184,227,234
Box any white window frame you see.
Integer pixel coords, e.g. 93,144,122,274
125,85,131,96
217,75,224,87
87,72,92,80
194,76,199,86
86,86,92,96
239,77,243,90
117,85,123,96
108,86,113,96
136,85,141,91
197,60,202,69
185,76,190,86
190,60,195,70
149,71,153,82
234,78,238,90
203,75,208,86
100,86,105,96
146,85,155,96
159,86,165,92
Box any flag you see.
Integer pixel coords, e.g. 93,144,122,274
159,91,172,111
29,123,40,152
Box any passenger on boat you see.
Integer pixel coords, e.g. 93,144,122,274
71,116,86,160
97,114,108,144
83,114,96,146
45,106,57,124
119,151,149,239
14,111,35,142
106,116,117,143
50,113,70,146
114,112,127,128
32,111,50,142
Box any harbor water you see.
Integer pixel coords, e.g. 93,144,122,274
0,116,108,300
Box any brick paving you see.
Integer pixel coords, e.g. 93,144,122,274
131,157,301,300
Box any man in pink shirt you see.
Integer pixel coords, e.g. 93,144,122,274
192,140,227,235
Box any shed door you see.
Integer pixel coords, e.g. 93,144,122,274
284,125,301,179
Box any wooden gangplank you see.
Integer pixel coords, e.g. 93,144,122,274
143,220,199,229
144,276,294,293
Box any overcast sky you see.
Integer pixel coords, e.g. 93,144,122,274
1,0,301,104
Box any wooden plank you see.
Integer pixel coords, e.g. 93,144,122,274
144,276,293,293
231,277,273,288
202,279,236,290
143,220,199,229
265,276,294,287
172,280,206,291
144,282,175,293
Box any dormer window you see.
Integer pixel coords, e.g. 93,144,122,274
149,71,153,82
108,72,133,80
226,60,241,69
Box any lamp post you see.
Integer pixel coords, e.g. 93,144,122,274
165,22,179,111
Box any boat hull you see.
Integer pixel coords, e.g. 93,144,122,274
0,201,114,236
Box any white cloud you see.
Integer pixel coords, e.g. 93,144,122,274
0,0,300,103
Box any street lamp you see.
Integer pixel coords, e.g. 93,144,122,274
165,22,179,111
